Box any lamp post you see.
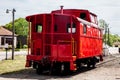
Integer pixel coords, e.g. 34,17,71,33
6,8,16,60
107,26,111,46
107,27,109,45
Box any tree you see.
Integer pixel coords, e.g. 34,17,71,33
99,19,109,45
98,19,120,46
103,33,120,46
5,18,28,36
99,19,108,29
5,18,28,48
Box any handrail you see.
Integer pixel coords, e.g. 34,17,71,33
77,17,104,30
28,18,31,55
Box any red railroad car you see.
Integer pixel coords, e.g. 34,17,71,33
25,6,103,74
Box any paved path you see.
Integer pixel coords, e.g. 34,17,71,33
0,50,27,60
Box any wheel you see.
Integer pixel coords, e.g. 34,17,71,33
76,60,82,70
87,58,97,68
91,57,97,68
92,62,96,68
87,59,91,68
87,62,91,68
63,63,71,75
53,63,61,74
33,62,37,69
36,64,43,75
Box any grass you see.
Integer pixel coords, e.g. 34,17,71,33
0,55,26,75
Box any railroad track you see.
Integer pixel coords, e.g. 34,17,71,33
96,54,120,67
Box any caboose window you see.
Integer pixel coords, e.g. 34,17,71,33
36,24,42,33
90,14,95,24
67,23,76,33
83,24,87,34
54,24,57,32
80,13,86,20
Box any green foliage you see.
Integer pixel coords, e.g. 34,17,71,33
98,19,120,46
99,19,120,46
5,18,28,36
15,48,20,51
17,41,22,49
104,34,120,46
5,18,28,49
23,45,28,48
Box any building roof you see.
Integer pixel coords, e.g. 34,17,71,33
0,26,16,36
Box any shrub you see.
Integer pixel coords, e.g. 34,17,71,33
23,45,28,48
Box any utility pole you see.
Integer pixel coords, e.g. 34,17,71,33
105,26,107,46
108,27,110,46
6,8,16,60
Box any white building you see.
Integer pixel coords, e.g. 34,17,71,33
0,26,17,48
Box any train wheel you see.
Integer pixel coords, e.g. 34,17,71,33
53,63,69,75
92,62,96,68
91,57,97,68
49,62,61,75
87,57,96,68
36,64,43,75
33,62,37,69
87,62,91,68
55,63,61,74
87,59,91,68
63,63,71,75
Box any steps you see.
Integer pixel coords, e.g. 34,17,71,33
70,56,77,71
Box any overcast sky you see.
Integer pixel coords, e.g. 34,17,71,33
0,0,120,35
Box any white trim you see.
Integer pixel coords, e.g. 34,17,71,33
77,17,103,30
0,35,17,48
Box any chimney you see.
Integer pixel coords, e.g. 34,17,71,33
60,5,64,14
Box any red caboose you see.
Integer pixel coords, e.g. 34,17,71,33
25,6,103,74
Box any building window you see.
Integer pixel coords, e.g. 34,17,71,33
6,38,12,45
67,23,76,33
36,24,42,33
1,37,5,45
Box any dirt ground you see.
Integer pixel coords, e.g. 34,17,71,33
0,55,120,80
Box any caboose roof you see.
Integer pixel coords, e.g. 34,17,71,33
26,14,47,22
26,13,73,22
52,9,97,17
26,9,97,22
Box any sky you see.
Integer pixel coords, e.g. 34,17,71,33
0,0,120,35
